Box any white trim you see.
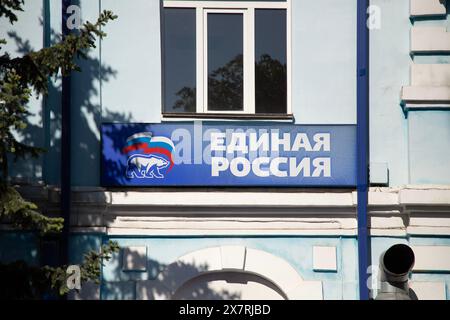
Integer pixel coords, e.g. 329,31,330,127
411,27,450,54
163,1,288,9
410,0,447,18
107,228,358,237
163,1,290,117
106,216,358,236
70,227,107,234
401,86,450,103
196,7,204,113
399,188,450,205
312,246,337,272
108,191,355,207
122,246,148,272
407,226,450,236
11,185,450,237
203,9,247,114
245,7,256,114
161,116,295,123
409,282,447,300
286,0,292,114
412,246,450,272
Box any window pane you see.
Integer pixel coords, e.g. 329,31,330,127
163,8,196,113
208,13,244,111
255,9,287,114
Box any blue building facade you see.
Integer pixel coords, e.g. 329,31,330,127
1,0,450,300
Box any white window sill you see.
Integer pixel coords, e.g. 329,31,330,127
161,113,295,123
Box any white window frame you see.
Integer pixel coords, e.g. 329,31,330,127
163,0,292,116
203,8,251,114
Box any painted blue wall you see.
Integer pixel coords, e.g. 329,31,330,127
98,236,450,300
101,236,359,300
5,0,449,187
69,0,163,186
1,232,448,300
370,0,450,186
0,0,62,185
292,0,357,125
69,233,103,265
1,0,46,182
369,0,411,187
0,232,40,265
101,0,162,124
406,2,450,185
3,0,361,186
408,111,450,184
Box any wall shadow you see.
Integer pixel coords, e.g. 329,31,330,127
101,248,243,300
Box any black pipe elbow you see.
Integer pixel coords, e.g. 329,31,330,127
375,244,416,300
381,244,415,283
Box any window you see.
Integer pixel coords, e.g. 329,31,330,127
163,1,291,117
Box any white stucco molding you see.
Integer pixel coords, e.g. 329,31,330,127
402,63,450,108
313,246,337,272
244,248,322,300
108,191,354,208
17,184,450,208
122,246,148,272
410,282,447,300
411,64,450,87
411,27,450,54
352,190,399,206
401,86,450,103
412,246,450,272
106,186,450,209
399,188,450,206
136,246,323,300
410,0,447,17
221,246,246,270
105,216,358,237
9,185,450,236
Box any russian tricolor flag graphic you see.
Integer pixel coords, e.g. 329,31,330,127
122,132,175,171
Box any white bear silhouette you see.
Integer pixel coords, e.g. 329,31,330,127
126,154,170,179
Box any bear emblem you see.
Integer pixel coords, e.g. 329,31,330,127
126,154,170,179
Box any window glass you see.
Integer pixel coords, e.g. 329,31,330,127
255,9,287,114
207,13,244,111
163,8,196,113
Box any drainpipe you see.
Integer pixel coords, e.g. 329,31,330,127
356,0,370,300
60,0,72,271
375,244,416,300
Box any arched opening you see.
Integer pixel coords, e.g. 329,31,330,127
136,246,323,300
172,271,288,300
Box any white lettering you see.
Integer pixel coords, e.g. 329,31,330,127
312,158,331,177
292,133,313,152
313,133,330,152
211,132,226,152
211,157,228,177
252,157,271,177
290,157,311,177
270,158,288,177
227,133,248,154
249,132,270,152
230,158,251,177
271,132,291,152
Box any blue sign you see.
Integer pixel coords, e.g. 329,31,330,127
101,123,357,187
